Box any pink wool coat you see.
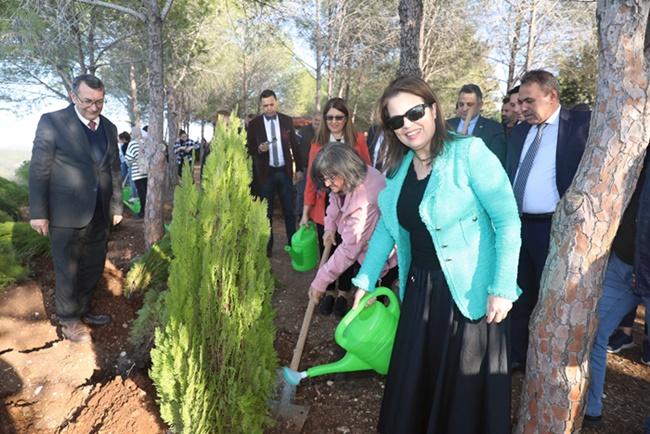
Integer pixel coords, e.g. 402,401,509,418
311,166,398,292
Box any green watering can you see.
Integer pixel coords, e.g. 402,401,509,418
122,187,141,214
283,286,400,386
285,222,319,272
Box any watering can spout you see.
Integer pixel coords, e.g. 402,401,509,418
306,353,373,378
285,245,302,266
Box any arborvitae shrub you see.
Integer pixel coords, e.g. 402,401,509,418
0,243,29,289
124,234,173,297
150,114,277,433
15,161,29,185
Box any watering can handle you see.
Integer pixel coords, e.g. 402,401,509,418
336,287,399,347
288,239,333,371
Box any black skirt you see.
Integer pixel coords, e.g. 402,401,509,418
377,265,511,434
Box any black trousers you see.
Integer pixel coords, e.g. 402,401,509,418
49,210,109,323
134,178,148,213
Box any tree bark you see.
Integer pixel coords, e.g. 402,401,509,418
129,64,141,127
396,0,422,78
515,1,650,432
142,0,168,249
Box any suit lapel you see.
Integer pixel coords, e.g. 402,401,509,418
556,108,572,169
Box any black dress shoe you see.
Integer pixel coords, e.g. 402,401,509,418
133,212,144,219
511,361,525,373
333,296,348,317
81,314,113,328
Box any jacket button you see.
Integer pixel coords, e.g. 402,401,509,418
410,276,415,282
472,216,478,221
443,244,448,248
435,227,441,231
446,258,452,261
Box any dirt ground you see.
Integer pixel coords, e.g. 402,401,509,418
1,177,650,433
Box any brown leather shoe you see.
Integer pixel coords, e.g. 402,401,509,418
81,314,112,328
61,321,91,343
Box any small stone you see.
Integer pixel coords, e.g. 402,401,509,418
326,380,334,386
336,427,350,433
34,386,43,395
34,312,39,317
122,323,128,329
120,351,127,358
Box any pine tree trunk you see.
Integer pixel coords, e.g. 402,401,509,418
514,2,650,432
396,0,422,78
143,0,167,249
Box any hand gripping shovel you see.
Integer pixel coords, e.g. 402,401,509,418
273,240,333,430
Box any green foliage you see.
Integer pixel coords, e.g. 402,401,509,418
129,288,168,366
557,38,598,109
150,113,277,433
0,211,12,224
124,234,173,297
0,222,51,258
0,221,50,290
0,177,29,222
14,161,29,185
0,242,29,289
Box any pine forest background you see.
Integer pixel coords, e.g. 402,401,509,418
0,0,597,137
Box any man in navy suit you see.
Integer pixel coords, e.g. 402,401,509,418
447,84,507,166
247,89,303,257
506,70,591,370
29,74,123,343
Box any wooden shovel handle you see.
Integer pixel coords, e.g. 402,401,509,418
289,240,333,371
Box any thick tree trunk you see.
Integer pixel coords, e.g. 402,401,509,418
143,0,167,249
396,0,422,78
515,2,650,432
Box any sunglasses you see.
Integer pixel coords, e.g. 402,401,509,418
317,175,337,185
325,115,346,122
387,103,430,130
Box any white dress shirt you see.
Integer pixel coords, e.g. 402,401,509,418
514,106,562,214
263,115,285,167
456,115,479,135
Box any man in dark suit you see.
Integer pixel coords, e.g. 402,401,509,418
29,74,123,343
447,84,508,166
505,70,591,370
296,111,321,218
366,124,386,171
247,89,303,257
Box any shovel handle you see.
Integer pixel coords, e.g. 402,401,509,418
288,239,333,371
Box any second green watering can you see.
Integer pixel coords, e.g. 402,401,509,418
285,222,319,272
283,286,400,385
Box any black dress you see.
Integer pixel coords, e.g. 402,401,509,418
377,162,511,434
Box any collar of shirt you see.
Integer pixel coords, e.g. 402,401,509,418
329,133,345,143
263,114,277,122
542,105,562,127
73,105,100,129
457,115,479,135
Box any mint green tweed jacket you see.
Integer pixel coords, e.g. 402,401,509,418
352,134,521,320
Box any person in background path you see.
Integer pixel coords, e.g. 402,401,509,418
246,89,303,258
307,143,398,311
173,129,199,179
300,97,371,316
120,131,147,220
447,83,508,166
584,151,650,430
353,76,521,434
296,111,322,218
29,74,123,343
367,123,387,171
501,95,517,141
505,70,591,372
508,85,526,126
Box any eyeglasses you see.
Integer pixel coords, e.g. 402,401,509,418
325,115,346,122
317,175,337,185
387,103,430,130
74,91,106,108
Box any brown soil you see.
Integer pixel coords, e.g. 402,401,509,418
2,173,650,433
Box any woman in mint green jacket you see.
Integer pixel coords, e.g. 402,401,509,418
352,76,521,434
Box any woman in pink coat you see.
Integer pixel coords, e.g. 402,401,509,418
307,143,398,313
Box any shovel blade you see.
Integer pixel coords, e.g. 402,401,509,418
270,400,309,432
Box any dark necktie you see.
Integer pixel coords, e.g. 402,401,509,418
88,120,96,132
513,122,547,213
270,118,279,166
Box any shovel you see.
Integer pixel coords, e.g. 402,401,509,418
272,239,333,430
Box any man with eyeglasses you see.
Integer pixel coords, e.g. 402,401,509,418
29,74,123,343
447,83,508,167
247,89,303,258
